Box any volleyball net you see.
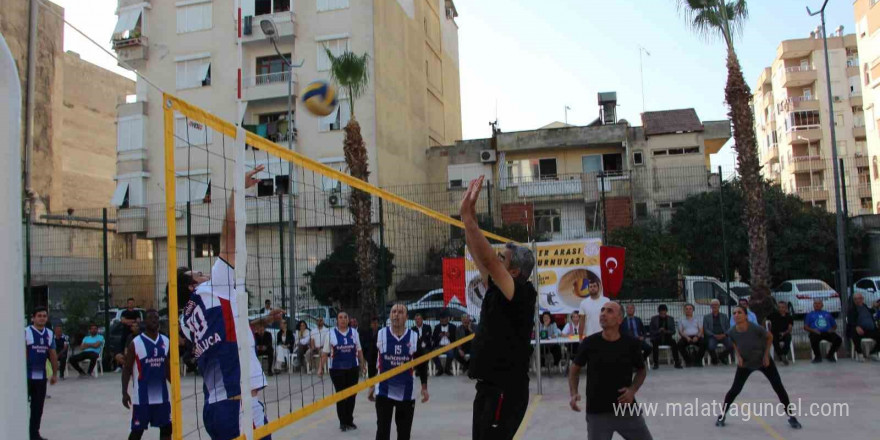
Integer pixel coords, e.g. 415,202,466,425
163,94,515,440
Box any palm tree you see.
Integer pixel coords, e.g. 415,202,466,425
677,0,772,318
326,49,378,315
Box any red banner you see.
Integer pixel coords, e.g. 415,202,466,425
442,257,466,307
600,246,626,298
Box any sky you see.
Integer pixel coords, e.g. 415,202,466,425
48,0,857,173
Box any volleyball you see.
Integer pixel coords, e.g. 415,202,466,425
301,80,338,117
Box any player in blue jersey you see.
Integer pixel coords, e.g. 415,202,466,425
25,306,59,440
368,303,429,440
122,309,171,440
178,165,282,440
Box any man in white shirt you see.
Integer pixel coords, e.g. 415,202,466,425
677,303,705,367
310,317,330,371
577,279,610,338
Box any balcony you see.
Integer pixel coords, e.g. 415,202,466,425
780,65,817,88
786,126,822,144
117,207,147,234
241,10,296,44
796,185,829,200
855,155,869,167
854,125,867,139
851,93,863,107
789,155,825,173
113,35,148,69
784,96,819,111
241,71,298,102
516,177,583,199
858,184,873,199
764,144,779,164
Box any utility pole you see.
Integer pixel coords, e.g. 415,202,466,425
639,45,650,113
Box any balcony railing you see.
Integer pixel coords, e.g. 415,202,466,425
243,71,294,89
785,65,815,73
786,96,817,104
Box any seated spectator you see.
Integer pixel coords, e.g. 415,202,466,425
561,311,581,338
253,323,275,376
702,300,732,365
730,298,758,327
538,311,561,367
432,312,457,376
412,314,432,379
766,302,794,365
848,293,880,359
804,299,842,363
310,317,331,371
677,303,705,367
456,315,476,370
261,299,272,314
114,321,140,372
273,320,294,373
53,324,70,380
69,323,104,377
649,304,681,369
620,304,652,361
292,320,311,371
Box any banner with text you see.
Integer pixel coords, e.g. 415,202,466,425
464,238,603,317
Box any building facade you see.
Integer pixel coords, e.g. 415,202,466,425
753,30,871,215
425,93,731,240
0,0,135,213
855,0,880,214
110,0,463,308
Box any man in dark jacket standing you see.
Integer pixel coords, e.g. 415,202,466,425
848,293,880,359
461,176,538,440
360,316,381,378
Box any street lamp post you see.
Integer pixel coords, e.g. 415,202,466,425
807,1,849,338
261,19,303,312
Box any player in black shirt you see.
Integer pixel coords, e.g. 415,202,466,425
569,301,653,440
460,176,538,440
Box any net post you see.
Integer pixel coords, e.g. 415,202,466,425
234,126,255,440
163,95,184,440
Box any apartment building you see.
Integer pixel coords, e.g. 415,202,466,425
1,0,135,213
855,0,880,214
424,93,731,241
110,0,462,307
753,30,871,215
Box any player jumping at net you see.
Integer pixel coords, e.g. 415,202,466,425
368,303,429,440
122,309,172,440
461,176,538,440
179,165,284,440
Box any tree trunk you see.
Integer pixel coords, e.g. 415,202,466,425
343,119,377,315
724,49,772,321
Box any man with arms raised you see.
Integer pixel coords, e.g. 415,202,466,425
569,302,652,440
462,176,537,440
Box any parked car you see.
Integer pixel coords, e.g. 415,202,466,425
385,301,473,330
616,276,741,327
771,279,840,316
298,306,339,327
412,288,464,308
853,277,880,305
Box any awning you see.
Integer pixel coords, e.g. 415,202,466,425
176,175,210,204
113,9,142,40
110,182,129,207
197,61,211,83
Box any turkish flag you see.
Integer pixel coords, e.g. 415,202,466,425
442,258,466,307
600,246,626,298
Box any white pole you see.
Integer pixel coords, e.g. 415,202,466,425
0,31,28,440
234,127,254,440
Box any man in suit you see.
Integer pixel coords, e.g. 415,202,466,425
253,322,275,376
703,299,732,365
412,313,433,379
432,312,457,376
649,304,681,369
620,304,651,360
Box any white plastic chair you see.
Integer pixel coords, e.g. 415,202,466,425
811,340,837,361
656,345,674,366
851,338,876,362
92,346,104,377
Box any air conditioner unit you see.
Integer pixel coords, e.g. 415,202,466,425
243,16,253,36
833,95,842,102
480,150,497,163
328,190,347,208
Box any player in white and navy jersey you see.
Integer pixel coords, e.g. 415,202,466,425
319,311,366,432
122,309,171,440
178,165,281,440
368,303,429,440
25,307,58,440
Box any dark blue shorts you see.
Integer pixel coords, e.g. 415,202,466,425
131,402,171,431
203,399,271,440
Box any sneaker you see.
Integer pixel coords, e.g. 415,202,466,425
348,423,358,430
715,416,726,427
788,416,802,429
340,423,348,432
826,355,837,363
114,367,122,373
811,358,822,364
781,357,789,366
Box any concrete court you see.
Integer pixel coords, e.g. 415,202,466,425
39,359,879,440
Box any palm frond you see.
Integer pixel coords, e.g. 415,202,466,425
675,0,748,50
325,48,370,102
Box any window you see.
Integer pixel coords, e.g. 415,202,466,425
508,158,557,182
633,151,644,166
584,202,599,231
447,164,487,189
320,159,348,192
789,110,820,129
316,37,349,71
255,0,290,15
582,155,602,174
652,147,700,156
803,88,812,99
111,182,130,208
635,202,648,219
537,159,557,180
866,63,871,86
256,54,291,78
319,98,350,131
317,0,349,12
837,141,847,156
602,153,623,173
693,281,714,305
175,173,211,204
117,116,144,152
534,209,561,235
862,197,873,210
174,116,213,147
856,279,876,290
776,282,792,293
113,8,143,42
257,179,274,197
176,56,211,89
193,235,220,258
835,113,844,128
177,1,212,34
